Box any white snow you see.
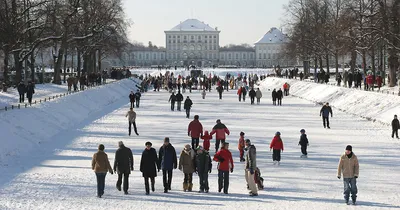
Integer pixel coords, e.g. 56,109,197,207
0,71,399,210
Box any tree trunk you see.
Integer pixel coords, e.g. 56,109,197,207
325,54,330,75
77,49,81,78
388,48,398,87
98,49,101,72
14,51,22,84
350,49,357,74
371,47,376,76
319,56,323,71
335,52,339,75
63,49,67,83
53,47,64,85
362,50,367,75
30,52,35,83
3,50,9,85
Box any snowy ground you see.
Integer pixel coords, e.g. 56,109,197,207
0,75,399,209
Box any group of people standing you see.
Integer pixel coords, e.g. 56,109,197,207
17,81,35,104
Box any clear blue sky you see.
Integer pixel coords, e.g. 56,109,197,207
123,0,290,47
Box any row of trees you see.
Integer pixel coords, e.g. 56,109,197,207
284,0,400,86
0,0,129,88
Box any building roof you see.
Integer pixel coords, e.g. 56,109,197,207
167,19,218,32
255,27,288,44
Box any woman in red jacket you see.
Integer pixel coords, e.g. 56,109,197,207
270,132,284,165
213,142,234,194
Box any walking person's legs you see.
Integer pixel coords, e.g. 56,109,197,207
128,121,132,136
223,171,229,194
123,172,129,193
133,121,139,135
218,170,223,192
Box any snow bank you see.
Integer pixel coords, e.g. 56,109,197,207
0,78,139,164
258,77,400,125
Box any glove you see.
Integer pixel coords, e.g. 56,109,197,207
337,176,341,179
354,176,358,179
250,168,254,175
209,169,212,173
131,167,134,171
230,168,233,173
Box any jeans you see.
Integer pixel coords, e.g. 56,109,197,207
392,129,399,138
144,176,155,193
95,172,107,196
162,169,173,191
128,121,138,135
215,139,225,152
130,102,134,108
170,102,175,111
177,101,182,111
186,108,191,118
198,172,209,191
323,116,330,128
116,172,129,193
343,178,357,201
218,170,229,193
191,137,199,150
219,92,222,99
136,99,140,108
272,149,281,161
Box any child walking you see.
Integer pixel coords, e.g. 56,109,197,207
201,130,212,151
238,132,245,162
298,129,309,158
270,131,284,165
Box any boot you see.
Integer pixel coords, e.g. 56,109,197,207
188,183,193,192
183,183,188,192
145,185,150,195
151,183,155,192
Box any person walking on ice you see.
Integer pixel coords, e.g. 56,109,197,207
320,102,333,129
244,139,258,196
195,146,212,193
337,145,359,205
210,119,230,153
391,115,399,139
270,132,284,165
184,96,193,118
178,144,196,192
140,142,160,195
91,144,113,198
255,88,262,104
213,142,234,194
298,129,309,158
238,132,245,162
126,108,139,136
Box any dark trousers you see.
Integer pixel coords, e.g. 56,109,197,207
116,172,129,193
238,95,242,101
242,94,246,101
95,172,106,196
130,102,134,108
250,97,255,104
278,98,282,106
177,101,182,111
301,146,308,155
257,98,260,104
128,121,138,135
218,170,229,193
186,108,191,118
192,137,199,150
80,84,85,90
19,93,24,103
215,139,225,152
136,99,140,108
272,149,281,161
343,178,358,201
198,172,209,191
273,100,276,105
184,173,193,184
28,97,32,104
392,129,399,138
219,92,222,99
144,176,155,193
171,102,175,111
322,116,330,128
162,169,173,190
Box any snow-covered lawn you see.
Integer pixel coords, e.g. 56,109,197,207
0,76,399,209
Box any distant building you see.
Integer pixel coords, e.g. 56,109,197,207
164,19,220,67
219,45,256,67
255,27,295,68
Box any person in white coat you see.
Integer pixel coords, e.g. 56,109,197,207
255,88,262,105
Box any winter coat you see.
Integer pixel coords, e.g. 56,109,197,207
92,150,113,173
169,94,176,103
238,136,245,150
376,76,382,87
270,136,284,151
176,93,183,102
140,148,160,177
178,149,196,174
249,89,256,98
129,94,135,103
245,144,256,170
201,131,212,151
184,98,193,110
283,83,289,90
126,110,136,122
320,105,333,117
272,90,277,100
210,122,230,140
188,119,203,138
17,83,26,94
256,90,262,99
337,152,359,178
135,92,141,100
237,88,242,95
276,90,283,99
26,84,35,98
158,144,177,170
213,148,234,171
299,134,309,146
113,145,134,174
392,119,400,130
195,151,212,173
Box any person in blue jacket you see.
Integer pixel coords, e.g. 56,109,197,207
158,137,177,193
320,102,333,128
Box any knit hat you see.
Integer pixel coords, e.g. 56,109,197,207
245,139,251,144
184,144,191,151
345,145,352,151
300,129,305,133
216,119,221,123
145,142,152,146
275,131,281,136
240,132,245,136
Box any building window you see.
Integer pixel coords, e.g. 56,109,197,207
259,53,261,59
263,53,266,59
183,45,187,50
205,35,208,38
184,36,187,39
205,40,208,43
168,35,171,38
146,54,149,60
178,40,180,43
178,36,180,38
191,36,194,40
243,54,246,59
228,54,232,60
268,53,271,59
168,40,171,44
138,54,142,60
153,54,156,59
198,36,201,40
236,54,239,59
161,54,164,59
250,54,253,59
190,45,195,51
205,46,207,50
197,45,202,50
173,35,175,38
168,54,172,59
213,35,216,38
173,40,176,43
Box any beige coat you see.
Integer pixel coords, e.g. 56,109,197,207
126,110,136,122
337,153,359,178
92,151,113,173
178,150,195,174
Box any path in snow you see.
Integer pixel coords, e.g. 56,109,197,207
0,86,399,210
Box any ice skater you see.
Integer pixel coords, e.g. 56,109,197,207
337,145,359,205
126,108,139,136
298,129,309,158
320,102,333,128
391,115,399,139
270,132,284,165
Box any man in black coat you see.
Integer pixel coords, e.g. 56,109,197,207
217,85,223,100
129,91,135,108
168,92,177,111
242,86,247,102
175,91,184,111
158,137,177,193
26,81,35,105
276,88,283,106
135,90,141,108
391,115,400,139
272,89,277,105
17,82,26,103
114,141,134,194
184,96,193,118
140,142,160,195
249,88,256,105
